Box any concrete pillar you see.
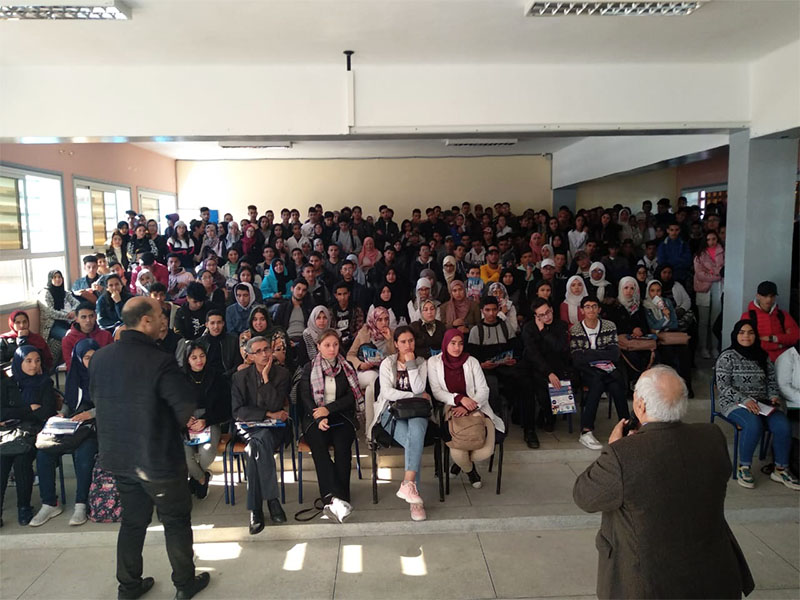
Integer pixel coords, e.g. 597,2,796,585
553,186,577,216
722,130,799,338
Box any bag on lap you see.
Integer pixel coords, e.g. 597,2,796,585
35,422,95,455
446,409,487,451
388,397,432,421
0,421,37,456
657,332,690,346
88,463,122,523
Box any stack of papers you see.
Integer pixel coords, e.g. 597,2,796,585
41,417,82,436
737,401,776,417
237,419,286,431
185,427,212,446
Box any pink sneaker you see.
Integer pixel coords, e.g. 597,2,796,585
410,503,427,521
396,480,423,505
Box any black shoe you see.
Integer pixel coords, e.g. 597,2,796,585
187,477,196,495
249,510,265,535
18,506,33,526
174,572,210,600
195,472,210,500
467,467,482,489
267,498,286,524
526,430,540,449
118,577,155,600
449,464,462,476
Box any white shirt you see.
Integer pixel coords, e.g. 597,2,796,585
583,321,600,349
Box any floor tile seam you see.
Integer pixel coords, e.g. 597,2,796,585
476,531,499,599
740,523,800,574
331,537,342,600
15,546,66,600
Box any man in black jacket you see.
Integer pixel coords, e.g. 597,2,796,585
90,297,209,600
522,298,573,446
231,336,291,534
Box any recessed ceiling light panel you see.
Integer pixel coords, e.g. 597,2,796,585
525,1,708,17
0,0,130,20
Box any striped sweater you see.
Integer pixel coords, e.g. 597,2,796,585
715,349,781,418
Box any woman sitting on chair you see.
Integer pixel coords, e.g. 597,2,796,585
368,326,430,522
298,329,363,523
715,320,799,491
643,280,693,397
32,339,100,528
428,329,505,489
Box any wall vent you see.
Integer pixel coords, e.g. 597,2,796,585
444,138,518,147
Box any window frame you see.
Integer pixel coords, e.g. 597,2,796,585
137,188,177,233
73,176,132,254
0,162,69,313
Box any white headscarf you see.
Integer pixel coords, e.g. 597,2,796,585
617,276,640,315
564,275,588,325
234,282,256,311
642,280,666,321
346,253,367,286
442,255,457,286
588,261,609,302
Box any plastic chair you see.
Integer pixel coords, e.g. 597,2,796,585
296,433,362,504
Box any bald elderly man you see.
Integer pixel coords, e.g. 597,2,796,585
573,365,754,599
91,297,210,600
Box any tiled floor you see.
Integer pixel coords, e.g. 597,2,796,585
1,365,798,599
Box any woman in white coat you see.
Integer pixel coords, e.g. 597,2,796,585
428,328,505,489
368,325,431,522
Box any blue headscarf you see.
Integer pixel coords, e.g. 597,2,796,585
11,345,51,406
64,338,99,414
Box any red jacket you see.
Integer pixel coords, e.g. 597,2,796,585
62,322,113,369
741,300,798,362
128,262,169,295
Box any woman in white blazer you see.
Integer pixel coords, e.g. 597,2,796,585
368,325,431,522
428,328,505,489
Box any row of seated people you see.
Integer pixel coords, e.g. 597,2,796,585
3,295,797,534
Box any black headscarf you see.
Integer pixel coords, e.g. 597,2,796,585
500,268,518,296
47,269,66,311
729,319,769,374
656,264,675,294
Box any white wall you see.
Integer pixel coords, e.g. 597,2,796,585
0,63,748,140
176,155,552,221
750,39,800,139
551,133,730,189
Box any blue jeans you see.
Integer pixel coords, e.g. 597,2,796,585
726,408,791,468
37,436,98,506
380,409,427,476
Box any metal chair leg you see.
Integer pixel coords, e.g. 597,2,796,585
732,428,739,480
279,445,285,504
223,441,230,505
371,446,378,504
445,445,450,495
436,439,444,502
496,442,504,495
354,436,363,480
298,448,304,505
488,452,494,473
228,443,236,506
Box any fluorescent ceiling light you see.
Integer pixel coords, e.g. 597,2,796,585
525,1,707,17
218,141,293,149
0,0,130,20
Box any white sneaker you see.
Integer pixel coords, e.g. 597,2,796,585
29,503,63,527
579,431,603,451
69,503,88,526
322,497,352,524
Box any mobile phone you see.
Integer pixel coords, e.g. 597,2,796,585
622,415,640,436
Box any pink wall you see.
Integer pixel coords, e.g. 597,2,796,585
0,143,176,282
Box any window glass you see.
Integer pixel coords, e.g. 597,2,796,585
0,176,22,251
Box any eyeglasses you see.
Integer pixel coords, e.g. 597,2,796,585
535,309,553,319
249,347,271,355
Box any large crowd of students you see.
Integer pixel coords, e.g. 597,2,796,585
1,197,798,532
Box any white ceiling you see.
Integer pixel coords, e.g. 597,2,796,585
134,137,583,160
1,0,797,66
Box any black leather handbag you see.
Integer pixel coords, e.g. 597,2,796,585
389,397,432,420
0,421,38,456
